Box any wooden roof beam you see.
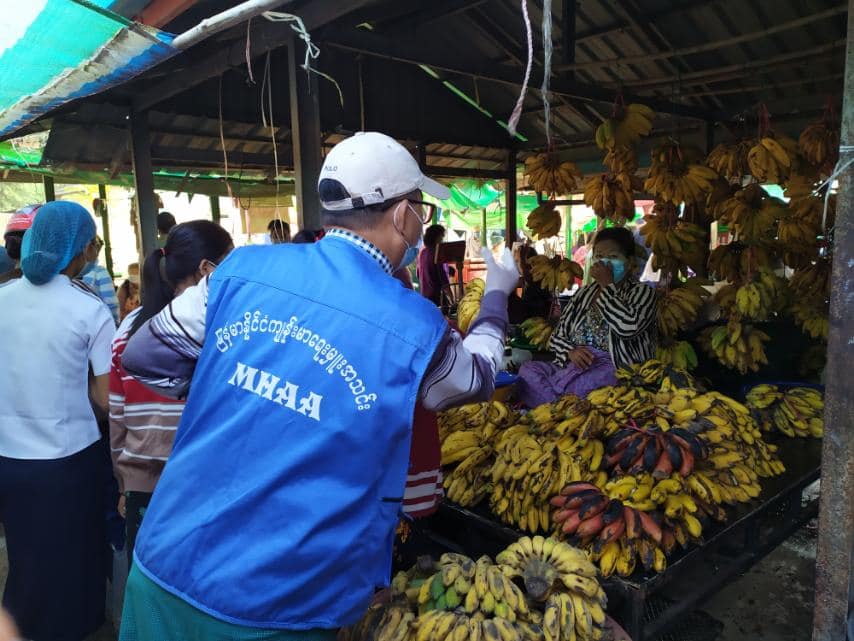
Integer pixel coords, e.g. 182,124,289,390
322,28,717,122
134,0,377,112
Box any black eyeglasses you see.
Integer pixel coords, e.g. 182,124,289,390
407,199,438,224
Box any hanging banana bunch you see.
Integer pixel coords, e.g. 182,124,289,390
603,145,639,174
524,153,583,196
528,255,583,292
644,142,719,206
526,204,563,240
707,242,772,283
698,317,771,374
706,140,754,183
639,202,707,275
746,135,797,184
715,183,786,244
799,116,840,170
595,103,655,149
656,278,712,338
582,172,640,225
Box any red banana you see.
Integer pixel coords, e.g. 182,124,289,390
575,513,606,538
637,509,663,543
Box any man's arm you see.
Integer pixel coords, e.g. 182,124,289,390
96,267,120,324
419,290,507,411
121,275,210,399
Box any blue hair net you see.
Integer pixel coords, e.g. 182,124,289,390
21,201,96,285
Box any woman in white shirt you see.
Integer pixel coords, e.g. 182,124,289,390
0,201,115,641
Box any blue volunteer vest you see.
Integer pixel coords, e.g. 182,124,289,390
133,236,447,629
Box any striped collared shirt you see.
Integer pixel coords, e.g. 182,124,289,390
324,228,394,275
81,263,119,324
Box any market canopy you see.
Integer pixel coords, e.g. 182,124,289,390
425,180,539,231
0,0,176,139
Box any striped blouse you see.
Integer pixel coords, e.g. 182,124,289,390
549,279,658,368
109,309,185,494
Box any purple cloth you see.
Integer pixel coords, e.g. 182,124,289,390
417,247,449,304
517,348,617,408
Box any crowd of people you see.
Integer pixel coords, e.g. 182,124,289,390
0,131,657,641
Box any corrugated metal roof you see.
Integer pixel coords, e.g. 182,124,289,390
5,0,847,173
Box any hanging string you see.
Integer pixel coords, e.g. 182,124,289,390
218,76,232,200
540,0,553,147
263,11,344,107
260,52,271,128
263,52,283,223
245,17,255,84
506,0,533,137
358,57,366,130
813,144,854,234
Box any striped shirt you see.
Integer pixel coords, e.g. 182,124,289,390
82,263,119,324
121,234,508,413
549,278,657,368
110,309,185,494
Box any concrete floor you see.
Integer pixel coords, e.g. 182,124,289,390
0,525,818,641
702,526,817,641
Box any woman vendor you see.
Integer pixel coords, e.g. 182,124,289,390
517,227,657,407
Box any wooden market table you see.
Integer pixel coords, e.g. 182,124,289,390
420,438,822,641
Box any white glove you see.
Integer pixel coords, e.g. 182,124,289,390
482,247,520,295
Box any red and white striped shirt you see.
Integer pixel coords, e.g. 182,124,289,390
403,403,443,518
109,309,185,494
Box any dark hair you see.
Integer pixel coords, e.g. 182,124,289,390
593,226,634,258
4,231,24,260
129,220,232,337
424,224,445,248
293,229,323,243
268,219,291,237
157,211,177,235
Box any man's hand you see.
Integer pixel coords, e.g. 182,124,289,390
590,261,614,287
567,346,595,369
483,248,521,295
118,494,127,518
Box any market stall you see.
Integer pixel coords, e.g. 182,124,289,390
418,71,839,641
1,1,852,639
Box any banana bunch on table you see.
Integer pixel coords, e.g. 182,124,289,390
746,384,824,438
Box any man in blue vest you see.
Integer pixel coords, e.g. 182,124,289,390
119,132,520,639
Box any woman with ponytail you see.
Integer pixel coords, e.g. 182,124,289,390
109,221,232,563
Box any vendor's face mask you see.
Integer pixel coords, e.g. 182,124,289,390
599,257,627,282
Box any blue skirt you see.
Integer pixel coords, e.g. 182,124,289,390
0,440,106,641
120,564,339,641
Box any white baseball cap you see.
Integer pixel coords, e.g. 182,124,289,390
318,132,450,211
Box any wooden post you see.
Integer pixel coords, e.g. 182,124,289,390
98,184,114,278
288,35,322,230
42,176,55,202
565,205,572,258
210,195,221,224
813,3,854,640
562,0,576,80
506,149,517,247
129,111,158,261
